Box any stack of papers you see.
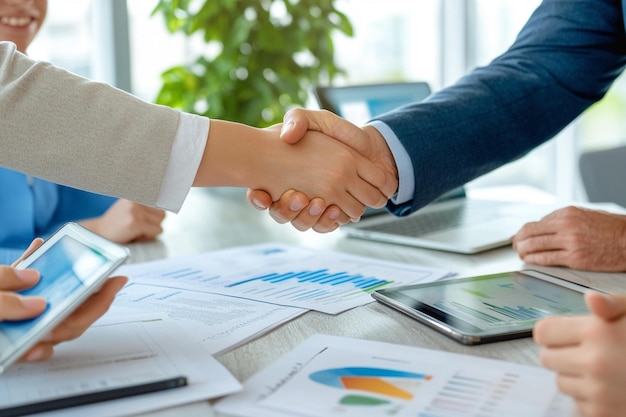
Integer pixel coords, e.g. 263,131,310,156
116,243,453,314
111,243,452,354
0,243,452,417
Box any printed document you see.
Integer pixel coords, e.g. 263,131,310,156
116,243,452,315
0,317,241,417
215,334,575,417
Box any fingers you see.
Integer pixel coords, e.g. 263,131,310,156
585,292,626,322
87,200,166,243
533,315,589,347
20,342,54,362
131,204,166,240
517,250,570,267
246,189,351,232
0,265,40,291
280,110,309,144
0,292,47,321
12,238,45,266
247,189,274,210
18,276,127,363
41,276,128,345
539,345,583,376
281,108,364,148
512,221,558,252
352,157,396,208
554,374,588,400
263,190,310,224
279,109,396,216
290,201,349,233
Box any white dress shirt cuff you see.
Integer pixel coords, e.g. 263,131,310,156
367,120,415,205
156,113,210,213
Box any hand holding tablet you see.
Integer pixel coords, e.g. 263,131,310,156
0,223,129,372
372,270,592,345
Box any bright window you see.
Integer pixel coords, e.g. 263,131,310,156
28,0,93,77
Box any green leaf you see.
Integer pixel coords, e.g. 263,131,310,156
152,0,352,126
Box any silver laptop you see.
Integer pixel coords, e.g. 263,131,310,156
314,82,554,254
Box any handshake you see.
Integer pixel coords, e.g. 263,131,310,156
244,108,399,233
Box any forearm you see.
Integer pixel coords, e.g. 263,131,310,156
194,120,277,190
195,119,389,219
378,0,626,214
0,43,177,206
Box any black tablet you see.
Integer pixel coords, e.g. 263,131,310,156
372,270,591,345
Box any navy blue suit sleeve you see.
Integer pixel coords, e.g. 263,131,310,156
376,0,626,215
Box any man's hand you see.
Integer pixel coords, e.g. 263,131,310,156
534,292,626,417
512,206,626,271
247,108,399,232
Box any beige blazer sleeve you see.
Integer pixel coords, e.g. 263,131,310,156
0,42,181,207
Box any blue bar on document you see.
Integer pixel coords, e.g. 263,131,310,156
268,272,299,283
299,270,331,282
330,275,365,286
226,273,278,287
310,273,333,282
317,272,352,284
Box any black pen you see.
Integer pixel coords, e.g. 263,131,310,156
0,375,188,417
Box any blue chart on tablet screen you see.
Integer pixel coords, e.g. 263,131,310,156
121,244,451,314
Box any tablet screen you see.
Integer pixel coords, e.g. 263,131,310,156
0,235,109,346
376,271,589,332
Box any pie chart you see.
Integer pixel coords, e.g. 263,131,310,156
309,367,432,404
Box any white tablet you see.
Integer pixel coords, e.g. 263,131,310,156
0,223,130,372
372,270,591,345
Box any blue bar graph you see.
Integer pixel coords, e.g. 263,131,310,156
225,269,390,291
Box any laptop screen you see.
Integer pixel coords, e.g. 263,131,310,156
314,82,432,125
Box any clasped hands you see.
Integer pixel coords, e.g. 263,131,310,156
248,108,398,232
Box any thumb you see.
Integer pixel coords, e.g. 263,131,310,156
585,291,626,321
280,108,363,149
246,189,272,210
280,108,310,144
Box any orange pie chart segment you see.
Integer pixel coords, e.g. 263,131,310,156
341,376,414,400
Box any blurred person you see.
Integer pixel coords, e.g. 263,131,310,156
0,0,165,264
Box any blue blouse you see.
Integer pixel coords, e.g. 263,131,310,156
0,167,116,264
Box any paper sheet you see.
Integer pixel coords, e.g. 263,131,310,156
215,334,576,417
116,243,452,314
0,317,241,417
111,284,306,355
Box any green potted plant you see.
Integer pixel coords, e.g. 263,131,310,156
151,0,353,127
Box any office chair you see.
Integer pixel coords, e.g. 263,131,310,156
579,145,626,208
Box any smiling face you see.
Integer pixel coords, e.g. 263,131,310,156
0,0,47,53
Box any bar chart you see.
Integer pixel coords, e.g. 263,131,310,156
118,243,452,314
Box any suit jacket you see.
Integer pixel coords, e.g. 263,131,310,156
376,0,626,216
0,42,180,207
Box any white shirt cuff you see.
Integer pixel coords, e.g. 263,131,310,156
156,113,210,213
367,120,415,205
